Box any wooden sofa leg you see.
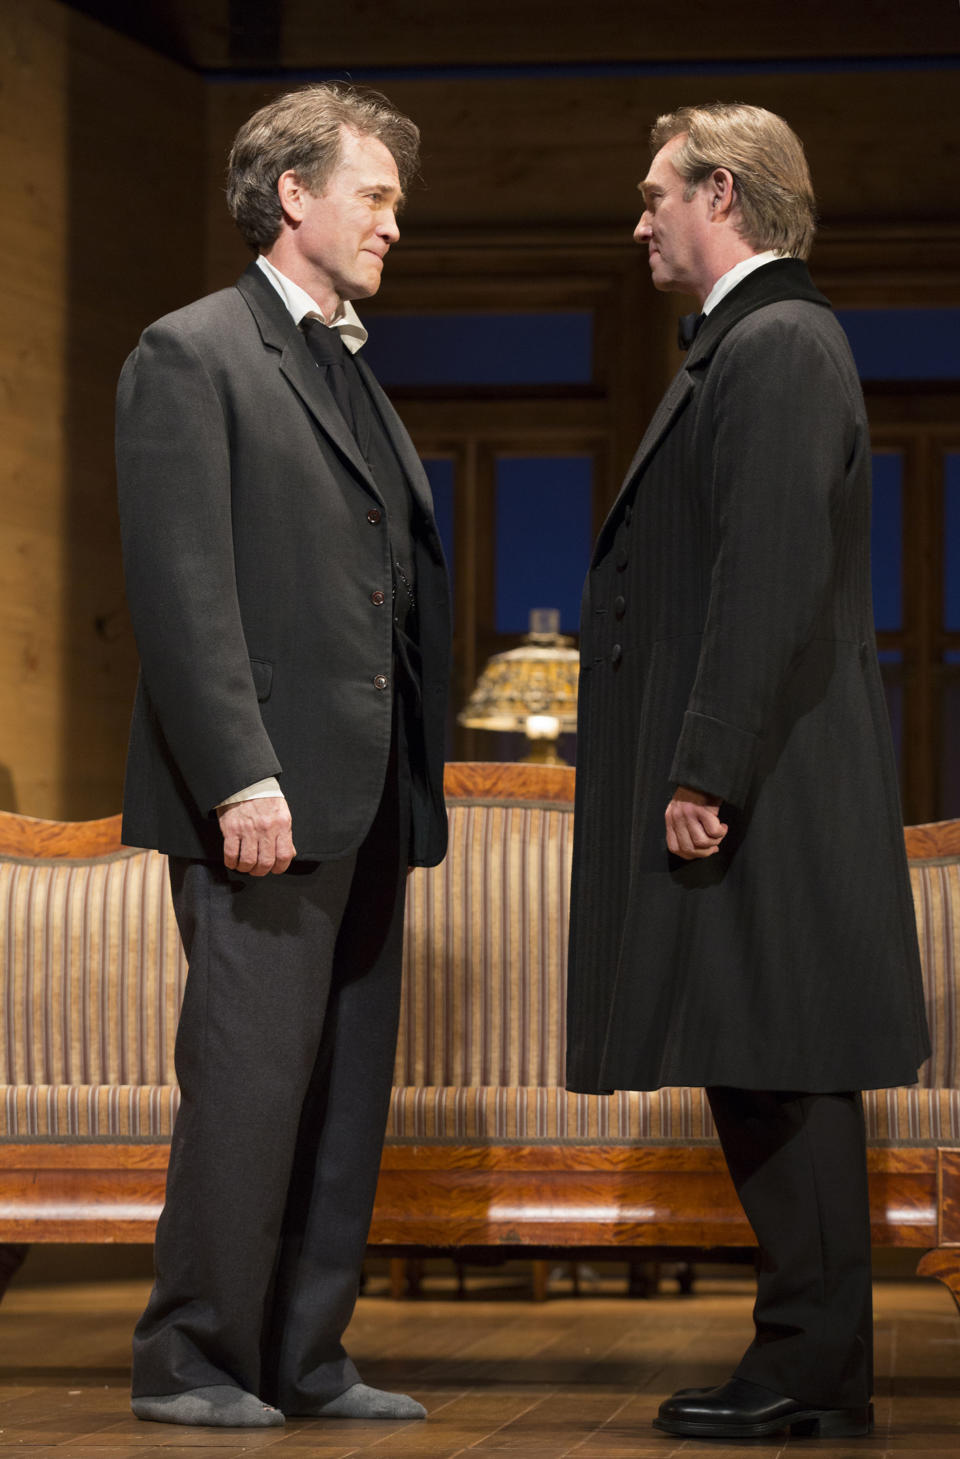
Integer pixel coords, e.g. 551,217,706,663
389,1257,407,1299
0,1244,29,1300
531,1259,550,1301
916,1249,960,1314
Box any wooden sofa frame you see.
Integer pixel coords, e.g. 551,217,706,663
2,763,960,1309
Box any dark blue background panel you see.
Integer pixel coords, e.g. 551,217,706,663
835,309,960,380
495,456,593,634
362,312,593,386
946,453,960,633
423,458,455,591
871,452,903,632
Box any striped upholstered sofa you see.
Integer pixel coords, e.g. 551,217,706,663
2,763,960,1307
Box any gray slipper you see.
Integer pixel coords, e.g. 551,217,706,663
305,1382,426,1419
132,1384,284,1427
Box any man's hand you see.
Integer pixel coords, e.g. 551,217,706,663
217,796,296,875
665,785,728,860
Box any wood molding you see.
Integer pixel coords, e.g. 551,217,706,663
0,788,951,854
904,819,960,859
0,811,124,859
443,761,575,803
0,1140,941,1250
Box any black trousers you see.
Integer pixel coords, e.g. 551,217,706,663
706,1087,873,1410
132,729,410,1413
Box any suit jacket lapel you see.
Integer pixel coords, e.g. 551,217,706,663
235,266,382,497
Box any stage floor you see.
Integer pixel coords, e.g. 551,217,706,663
0,1271,957,1456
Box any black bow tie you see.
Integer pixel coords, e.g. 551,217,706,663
677,312,706,351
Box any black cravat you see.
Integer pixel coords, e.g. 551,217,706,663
677,312,706,351
301,317,357,433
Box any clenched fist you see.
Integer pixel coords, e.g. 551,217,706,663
217,795,296,875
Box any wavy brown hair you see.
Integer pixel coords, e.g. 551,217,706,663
226,82,420,252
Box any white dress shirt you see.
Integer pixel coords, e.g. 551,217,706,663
701,250,787,315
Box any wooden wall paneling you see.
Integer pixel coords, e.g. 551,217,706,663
0,0,204,820
813,227,960,308
206,71,960,289
60,6,204,821
0,1,72,818
271,0,960,69
867,407,960,823
59,0,960,71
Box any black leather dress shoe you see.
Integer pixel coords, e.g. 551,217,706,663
654,1377,873,1439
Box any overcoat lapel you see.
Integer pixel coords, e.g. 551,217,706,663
591,260,832,565
235,266,383,500
683,257,830,373
592,369,693,562
621,369,694,491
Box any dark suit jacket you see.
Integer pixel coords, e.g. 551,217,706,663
566,260,929,1094
117,264,450,866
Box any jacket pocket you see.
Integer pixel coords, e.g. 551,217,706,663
249,657,273,701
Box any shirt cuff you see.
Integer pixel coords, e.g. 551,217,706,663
216,776,283,809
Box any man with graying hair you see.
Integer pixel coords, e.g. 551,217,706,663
566,102,929,1441
116,83,450,1427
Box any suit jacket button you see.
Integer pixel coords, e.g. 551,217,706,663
371,589,386,605
610,643,622,665
367,508,382,524
614,594,626,619
374,674,389,690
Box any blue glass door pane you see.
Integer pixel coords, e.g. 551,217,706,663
363,312,594,386
495,456,593,634
871,453,903,631
836,310,960,379
423,458,455,590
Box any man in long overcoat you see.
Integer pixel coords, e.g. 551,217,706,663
566,103,929,1441
117,85,449,1427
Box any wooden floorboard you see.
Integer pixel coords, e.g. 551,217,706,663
0,1273,958,1457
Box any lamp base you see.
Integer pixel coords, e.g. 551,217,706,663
523,740,568,766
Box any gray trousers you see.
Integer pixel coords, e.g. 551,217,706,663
132,735,410,1412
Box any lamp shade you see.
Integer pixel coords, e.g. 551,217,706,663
458,611,579,734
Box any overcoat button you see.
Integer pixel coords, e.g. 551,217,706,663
371,589,386,606
615,546,628,570
614,595,626,619
610,643,622,665
374,674,389,690
367,508,382,524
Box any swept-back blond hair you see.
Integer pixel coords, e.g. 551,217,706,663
651,103,816,260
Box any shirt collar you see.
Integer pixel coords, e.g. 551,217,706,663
255,254,368,354
702,250,789,316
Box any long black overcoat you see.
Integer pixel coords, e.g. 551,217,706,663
117,264,451,866
566,260,930,1094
